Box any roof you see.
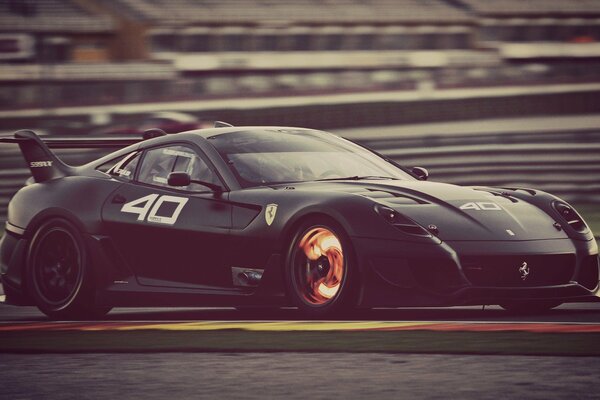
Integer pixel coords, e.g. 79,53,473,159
177,126,316,140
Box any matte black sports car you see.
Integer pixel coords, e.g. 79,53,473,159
0,126,598,318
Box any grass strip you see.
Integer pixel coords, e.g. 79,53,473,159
1,330,600,356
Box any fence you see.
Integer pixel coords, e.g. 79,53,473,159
354,128,600,204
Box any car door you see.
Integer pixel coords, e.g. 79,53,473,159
102,143,233,289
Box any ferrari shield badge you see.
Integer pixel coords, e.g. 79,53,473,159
265,203,278,226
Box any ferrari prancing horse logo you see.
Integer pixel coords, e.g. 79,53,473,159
265,203,278,226
519,261,529,281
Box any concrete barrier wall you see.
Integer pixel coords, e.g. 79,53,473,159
2,86,600,132
217,91,600,130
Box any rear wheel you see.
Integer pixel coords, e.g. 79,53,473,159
499,300,562,314
285,218,358,317
26,219,110,319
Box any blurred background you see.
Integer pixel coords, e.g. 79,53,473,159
0,0,599,233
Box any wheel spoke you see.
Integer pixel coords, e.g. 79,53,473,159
32,227,82,305
294,227,344,305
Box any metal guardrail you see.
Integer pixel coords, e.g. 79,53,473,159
354,128,600,203
1,127,599,225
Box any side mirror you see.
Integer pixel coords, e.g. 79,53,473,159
167,171,223,192
168,171,191,187
411,167,429,181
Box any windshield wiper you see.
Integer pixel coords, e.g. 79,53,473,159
313,175,399,182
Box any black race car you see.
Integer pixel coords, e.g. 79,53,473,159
0,126,598,318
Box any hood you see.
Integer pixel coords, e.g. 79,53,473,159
289,180,568,241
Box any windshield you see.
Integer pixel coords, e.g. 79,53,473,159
207,129,414,188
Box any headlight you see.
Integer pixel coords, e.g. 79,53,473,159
374,204,431,237
553,201,588,233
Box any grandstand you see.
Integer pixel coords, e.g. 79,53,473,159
0,0,599,110
0,0,115,64
460,0,600,16
0,0,113,32
459,0,600,60
103,0,471,24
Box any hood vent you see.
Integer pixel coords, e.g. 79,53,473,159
501,187,537,196
359,189,424,205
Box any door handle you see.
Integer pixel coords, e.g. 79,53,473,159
112,194,126,204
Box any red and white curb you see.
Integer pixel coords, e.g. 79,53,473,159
2,321,600,333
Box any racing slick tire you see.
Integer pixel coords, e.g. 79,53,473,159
499,300,562,314
284,217,359,318
26,218,111,319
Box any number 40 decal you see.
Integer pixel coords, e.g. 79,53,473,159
459,202,502,211
121,194,189,225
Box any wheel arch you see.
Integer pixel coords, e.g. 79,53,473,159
24,208,88,240
278,206,359,256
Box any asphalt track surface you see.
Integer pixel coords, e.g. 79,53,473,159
2,302,600,399
0,352,599,400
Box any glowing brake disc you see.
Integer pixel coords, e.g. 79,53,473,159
296,227,344,305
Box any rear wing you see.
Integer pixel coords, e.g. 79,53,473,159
0,129,164,183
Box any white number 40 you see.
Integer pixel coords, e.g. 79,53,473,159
459,202,501,211
121,194,188,225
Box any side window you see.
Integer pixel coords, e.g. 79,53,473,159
100,152,140,181
137,145,220,191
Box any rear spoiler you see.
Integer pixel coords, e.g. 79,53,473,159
0,129,164,183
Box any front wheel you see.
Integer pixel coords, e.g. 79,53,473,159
26,218,108,319
284,218,358,318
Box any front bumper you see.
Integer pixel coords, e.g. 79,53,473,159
354,236,600,307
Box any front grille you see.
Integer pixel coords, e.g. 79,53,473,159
577,255,599,290
409,258,464,293
461,254,575,287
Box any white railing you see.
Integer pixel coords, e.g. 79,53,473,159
0,63,176,81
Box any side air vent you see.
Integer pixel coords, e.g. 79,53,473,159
374,204,431,237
